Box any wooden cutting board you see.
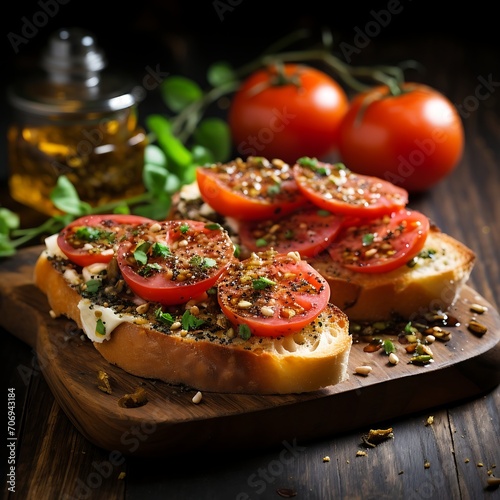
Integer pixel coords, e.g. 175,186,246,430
1,246,499,457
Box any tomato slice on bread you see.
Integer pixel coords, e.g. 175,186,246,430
238,206,345,257
196,156,308,221
217,250,330,337
57,214,155,267
292,157,409,217
327,209,430,273
116,220,236,305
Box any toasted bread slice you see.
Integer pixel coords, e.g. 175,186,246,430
34,251,352,394
310,227,475,321
171,184,476,322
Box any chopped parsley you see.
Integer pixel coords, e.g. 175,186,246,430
133,241,151,265
238,323,252,340
190,255,216,268
362,233,375,246
252,276,277,290
95,318,106,336
84,279,102,294
155,308,174,325
75,226,115,243
152,242,171,258
181,310,205,331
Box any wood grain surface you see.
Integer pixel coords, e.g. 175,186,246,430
1,246,498,457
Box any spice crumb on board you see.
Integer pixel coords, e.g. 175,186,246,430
356,450,367,457
322,456,331,463
425,415,434,426
118,472,126,480
424,460,431,469
97,370,112,394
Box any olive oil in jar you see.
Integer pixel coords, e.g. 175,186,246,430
7,28,147,216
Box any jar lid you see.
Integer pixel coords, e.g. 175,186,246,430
8,28,141,116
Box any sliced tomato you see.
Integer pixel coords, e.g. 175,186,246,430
57,214,155,267
292,157,409,217
196,156,308,221
217,250,330,337
238,206,345,257
116,220,236,305
327,209,430,273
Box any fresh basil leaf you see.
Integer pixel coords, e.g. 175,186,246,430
144,144,167,167
193,117,231,162
161,76,203,113
0,234,15,257
50,176,91,216
143,163,169,197
0,208,19,235
207,61,236,87
133,194,171,220
191,144,214,166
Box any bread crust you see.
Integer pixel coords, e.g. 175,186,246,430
34,253,352,394
310,228,476,321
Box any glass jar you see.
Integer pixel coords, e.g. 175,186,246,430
7,28,147,216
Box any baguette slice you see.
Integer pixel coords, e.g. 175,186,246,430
34,251,352,395
171,184,476,323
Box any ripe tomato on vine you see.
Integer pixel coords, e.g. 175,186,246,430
337,83,464,192
228,63,349,165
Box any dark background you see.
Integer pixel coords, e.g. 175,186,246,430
2,0,499,184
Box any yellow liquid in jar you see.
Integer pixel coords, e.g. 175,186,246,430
8,109,147,216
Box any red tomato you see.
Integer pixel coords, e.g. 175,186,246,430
196,156,308,221
217,250,330,337
338,83,464,192
228,64,349,164
292,157,408,217
238,206,345,257
116,220,236,305
327,209,430,273
57,214,155,267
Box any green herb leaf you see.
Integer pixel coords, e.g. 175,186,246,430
255,238,268,247
193,117,231,163
0,208,19,235
383,339,396,355
152,242,171,258
238,323,252,340
155,308,174,325
362,233,375,246
133,241,151,265
95,318,106,336
253,277,277,290
146,115,192,174
204,223,221,230
191,144,214,166
161,76,203,113
267,183,281,196
85,279,102,294
181,310,205,331
316,209,331,217
50,176,92,216
207,61,236,87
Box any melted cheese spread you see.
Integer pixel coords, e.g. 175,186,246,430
77,299,136,343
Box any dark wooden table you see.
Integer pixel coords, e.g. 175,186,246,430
2,33,500,500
